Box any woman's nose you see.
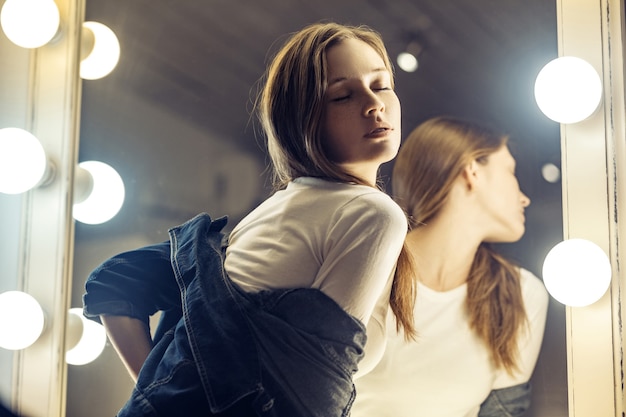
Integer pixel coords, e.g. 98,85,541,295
521,191,531,207
363,92,385,116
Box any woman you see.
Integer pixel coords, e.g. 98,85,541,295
352,116,549,417
82,22,415,416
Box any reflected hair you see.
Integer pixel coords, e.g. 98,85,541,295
256,22,416,339
392,115,527,373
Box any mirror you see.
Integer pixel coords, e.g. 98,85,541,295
67,1,567,415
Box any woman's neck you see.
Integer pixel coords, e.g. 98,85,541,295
405,220,480,292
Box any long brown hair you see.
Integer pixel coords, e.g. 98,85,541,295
255,22,417,338
392,115,527,373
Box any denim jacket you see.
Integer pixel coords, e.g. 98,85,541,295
478,382,532,417
83,213,367,417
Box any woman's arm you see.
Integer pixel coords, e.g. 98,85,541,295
83,241,180,324
318,192,407,324
318,192,407,375
83,241,181,380
492,269,549,388
101,315,153,382
353,273,394,380
480,269,549,416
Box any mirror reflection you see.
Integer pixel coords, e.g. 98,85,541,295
68,1,566,416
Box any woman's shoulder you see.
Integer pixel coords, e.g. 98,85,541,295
336,187,407,228
343,186,403,209
518,267,549,308
290,178,407,228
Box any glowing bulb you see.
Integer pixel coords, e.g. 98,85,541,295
73,161,125,224
0,127,47,194
66,308,106,365
542,238,612,307
534,56,602,124
80,22,120,80
397,52,419,73
0,0,60,48
0,291,45,350
541,163,561,183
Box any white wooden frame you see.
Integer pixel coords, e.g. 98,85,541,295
557,0,625,415
0,0,84,416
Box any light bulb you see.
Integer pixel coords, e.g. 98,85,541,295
66,308,106,365
0,291,45,350
397,52,419,73
73,161,125,224
0,127,47,194
542,238,612,307
0,0,60,48
80,22,120,80
534,56,602,124
541,163,561,183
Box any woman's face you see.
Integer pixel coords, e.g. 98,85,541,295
320,38,401,184
475,145,531,243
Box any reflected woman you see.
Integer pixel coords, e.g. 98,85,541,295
352,116,549,417
82,22,415,416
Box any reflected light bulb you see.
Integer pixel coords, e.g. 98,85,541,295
397,52,419,73
66,308,107,365
0,291,45,350
541,163,561,183
534,56,602,124
542,238,612,307
73,161,125,224
80,22,120,80
0,127,47,194
0,0,60,48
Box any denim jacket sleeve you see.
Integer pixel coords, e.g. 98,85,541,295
478,382,532,417
82,241,182,327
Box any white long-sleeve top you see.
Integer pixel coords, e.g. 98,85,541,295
224,177,408,373
351,268,549,417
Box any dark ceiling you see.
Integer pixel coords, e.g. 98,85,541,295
77,0,562,249
82,0,559,145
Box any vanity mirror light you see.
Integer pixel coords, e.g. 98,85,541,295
0,0,624,416
0,0,83,416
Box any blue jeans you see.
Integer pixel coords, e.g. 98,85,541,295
478,382,532,417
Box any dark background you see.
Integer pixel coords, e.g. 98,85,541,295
68,1,567,416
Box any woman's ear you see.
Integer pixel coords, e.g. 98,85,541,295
461,160,479,191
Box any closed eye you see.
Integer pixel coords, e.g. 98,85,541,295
331,95,351,102
328,84,392,102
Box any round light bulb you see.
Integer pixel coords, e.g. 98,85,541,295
80,22,120,80
542,238,612,307
73,161,125,224
66,308,107,365
541,163,561,183
397,52,419,73
0,0,60,48
0,291,45,350
534,56,602,124
0,127,47,194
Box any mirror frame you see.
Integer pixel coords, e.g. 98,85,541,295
1,0,624,415
0,0,83,415
557,0,625,414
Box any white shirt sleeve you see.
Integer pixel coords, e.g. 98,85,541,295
353,271,394,379
315,191,407,325
493,268,549,388
225,179,407,376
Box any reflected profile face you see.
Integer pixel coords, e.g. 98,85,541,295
320,38,401,182
475,145,531,243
